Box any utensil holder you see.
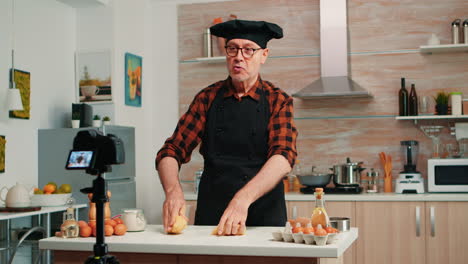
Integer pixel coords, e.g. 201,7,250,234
384,176,393,193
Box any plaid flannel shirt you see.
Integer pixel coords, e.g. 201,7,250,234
156,76,298,169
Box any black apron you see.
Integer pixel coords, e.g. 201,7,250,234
194,82,286,226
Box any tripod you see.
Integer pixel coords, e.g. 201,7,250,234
81,172,120,264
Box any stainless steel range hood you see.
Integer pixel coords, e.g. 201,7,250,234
293,0,372,99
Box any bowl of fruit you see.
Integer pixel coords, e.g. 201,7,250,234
31,182,73,206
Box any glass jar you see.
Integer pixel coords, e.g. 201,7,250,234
121,208,147,232
61,207,79,238
450,92,462,116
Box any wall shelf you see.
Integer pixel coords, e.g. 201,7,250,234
395,115,468,120
396,114,468,124
182,56,226,63
295,115,396,120
419,44,468,54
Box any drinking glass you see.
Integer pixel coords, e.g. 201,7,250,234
446,143,462,158
419,95,431,115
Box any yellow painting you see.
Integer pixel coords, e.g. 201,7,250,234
9,69,30,119
0,136,5,173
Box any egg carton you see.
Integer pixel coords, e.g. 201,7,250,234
271,231,338,246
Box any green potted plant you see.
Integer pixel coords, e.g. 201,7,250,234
434,92,449,115
71,112,81,128
92,115,102,127
102,116,111,126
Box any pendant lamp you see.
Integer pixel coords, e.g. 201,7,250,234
7,0,23,111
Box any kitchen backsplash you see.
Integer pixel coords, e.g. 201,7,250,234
175,0,468,191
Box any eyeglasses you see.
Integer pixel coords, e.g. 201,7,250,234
224,46,262,58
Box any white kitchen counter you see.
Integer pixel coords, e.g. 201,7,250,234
39,225,358,258
185,192,468,202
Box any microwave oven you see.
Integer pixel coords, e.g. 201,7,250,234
428,158,468,192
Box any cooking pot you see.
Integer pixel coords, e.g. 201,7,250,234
330,217,350,232
331,158,366,186
297,166,333,187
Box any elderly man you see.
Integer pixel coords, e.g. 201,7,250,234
156,19,297,235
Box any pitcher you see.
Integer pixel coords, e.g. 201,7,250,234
0,183,34,208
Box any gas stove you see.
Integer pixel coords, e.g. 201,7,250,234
300,185,362,194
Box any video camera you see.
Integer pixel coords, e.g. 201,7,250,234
65,130,125,175
65,129,125,263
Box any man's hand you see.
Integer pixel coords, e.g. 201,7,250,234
216,197,249,235
163,190,186,233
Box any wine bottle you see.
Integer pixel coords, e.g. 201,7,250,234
409,84,418,116
398,78,409,116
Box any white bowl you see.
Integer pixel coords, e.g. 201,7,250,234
292,233,304,243
31,193,72,206
272,231,283,241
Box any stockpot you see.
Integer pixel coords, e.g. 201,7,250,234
331,157,365,186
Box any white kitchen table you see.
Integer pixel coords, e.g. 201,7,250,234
0,204,86,264
40,225,358,264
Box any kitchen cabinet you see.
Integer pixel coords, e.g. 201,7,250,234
356,201,468,264
356,202,426,264
425,202,468,264
288,201,356,264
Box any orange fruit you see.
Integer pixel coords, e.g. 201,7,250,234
78,221,88,228
104,225,114,236
92,227,97,237
43,184,56,194
114,224,127,236
114,218,124,225
55,231,62,237
80,226,92,237
88,221,97,229
105,219,117,227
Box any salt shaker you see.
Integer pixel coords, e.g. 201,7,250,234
452,19,461,44
463,19,468,44
204,28,212,57
367,168,379,193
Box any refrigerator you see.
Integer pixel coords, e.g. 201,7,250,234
38,125,137,222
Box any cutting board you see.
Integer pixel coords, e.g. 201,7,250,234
0,206,41,213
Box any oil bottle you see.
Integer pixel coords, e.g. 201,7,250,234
311,187,330,228
61,207,79,238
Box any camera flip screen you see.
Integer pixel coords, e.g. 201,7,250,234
66,150,95,170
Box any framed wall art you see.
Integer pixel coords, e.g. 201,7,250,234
9,69,30,119
75,50,112,103
0,135,5,173
124,52,142,107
